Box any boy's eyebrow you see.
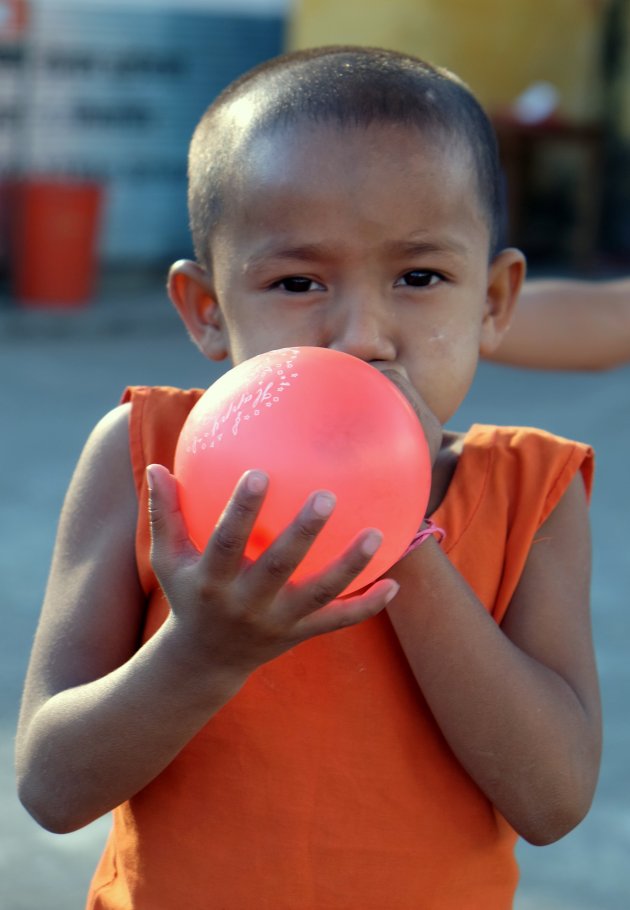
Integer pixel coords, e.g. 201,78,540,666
245,236,469,268
395,237,470,257
245,243,331,267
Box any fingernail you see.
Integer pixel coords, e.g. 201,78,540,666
384,582,400,604
146,465,155,492
246,471,268,494
312,492,336,518
361,530,383,557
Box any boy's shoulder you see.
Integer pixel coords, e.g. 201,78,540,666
435,424,594,622
446,423,592,468
461,424,593,484
121,385,204,439
440,422,594,527
121,384,204,409
121,385,205,490
475,421,588,449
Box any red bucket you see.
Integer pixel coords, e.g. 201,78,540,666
11,179,103,308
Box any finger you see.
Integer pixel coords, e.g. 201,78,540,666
200,470,269,582
297,578,400,640
246,489,337,597
289,527,386,618
147,464,199,582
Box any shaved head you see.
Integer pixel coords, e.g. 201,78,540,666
188,45,505,270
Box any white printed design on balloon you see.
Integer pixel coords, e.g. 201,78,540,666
186,348,301,454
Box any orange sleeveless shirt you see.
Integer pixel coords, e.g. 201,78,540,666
87,385,593,910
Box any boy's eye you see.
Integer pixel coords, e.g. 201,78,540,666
273,276,323,293
396,270,441,288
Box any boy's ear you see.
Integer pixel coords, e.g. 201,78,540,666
167,259,229,361
479,248,527,356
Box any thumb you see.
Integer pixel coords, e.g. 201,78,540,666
146,464,197,582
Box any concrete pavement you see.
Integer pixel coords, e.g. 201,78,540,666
1,272,628,909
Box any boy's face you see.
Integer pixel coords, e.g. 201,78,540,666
177,122,522,426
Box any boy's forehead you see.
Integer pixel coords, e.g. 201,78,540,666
221,105,456,169
210,77,480,205
228,117,474,198
205,92,490,253
213,121,487,253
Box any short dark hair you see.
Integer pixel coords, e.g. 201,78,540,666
188,45,505,268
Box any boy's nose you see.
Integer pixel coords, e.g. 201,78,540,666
328,295,397,363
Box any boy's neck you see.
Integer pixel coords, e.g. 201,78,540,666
427,431,464,516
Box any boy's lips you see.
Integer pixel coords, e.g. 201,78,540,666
367,360,406,378
368,361,412,392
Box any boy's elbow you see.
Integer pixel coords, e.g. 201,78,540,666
20,800,88,836
516,737,601,846
17,773,88,835
516,785,596,847
520,806,587,847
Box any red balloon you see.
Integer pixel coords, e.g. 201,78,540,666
174,347,431,595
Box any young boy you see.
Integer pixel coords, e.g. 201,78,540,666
16,47,602,909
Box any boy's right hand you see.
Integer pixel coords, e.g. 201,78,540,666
147,464,399,682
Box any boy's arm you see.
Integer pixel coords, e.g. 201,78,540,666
16,403,397,834
485,278,630,371
387,472,602,845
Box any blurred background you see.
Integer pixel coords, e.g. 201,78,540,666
1,0,629,304
1,1,629,908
